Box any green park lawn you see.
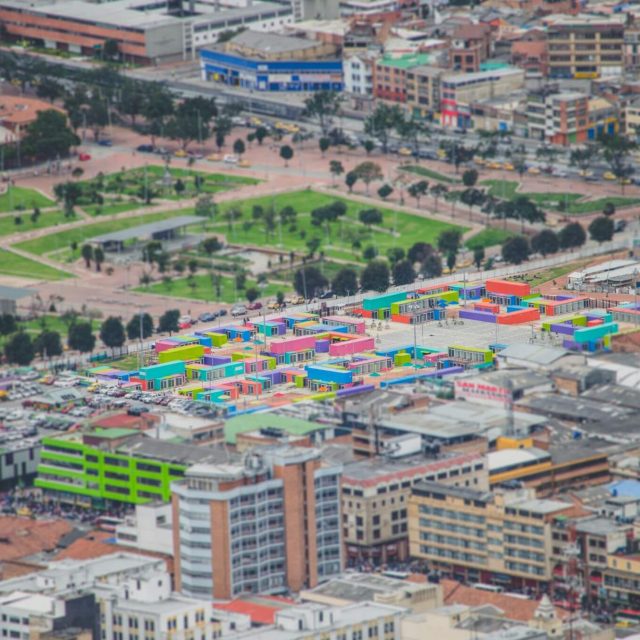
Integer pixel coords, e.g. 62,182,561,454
13,210,203,256
83,200,149,216
0,209,70,238
400,165,459,184
78,166,259,203
465,228,515,250
0,250,71,280
136,273,291,303
481,180,640,214
212,190,465,262
0,186,54,213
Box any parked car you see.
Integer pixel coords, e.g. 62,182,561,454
198,312,217,322
614,219,627,233
98,139,113,147
231,305,247,317
218,309,228,317
137,144,154,153
247,302,262,311
78,153,91,161
223,154,239,164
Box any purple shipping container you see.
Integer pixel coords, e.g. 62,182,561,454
315,339,331,353
203,355,232,366
550,323,576,335
563,339,584,350
459,309,497,323
336,384,376,398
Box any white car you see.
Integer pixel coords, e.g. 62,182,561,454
223,154,239,164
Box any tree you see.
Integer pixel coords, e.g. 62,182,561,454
0,313,17,336
437,229,462,255
22,109,79,160
603,201,616,217
319,137,330,157
100,316,126,348
353,161,383,194
364,103,403,154
280,145,294,167
431,184,448,212
202,236,223,255
387,247,405,264
359,208,383,229
502,235,530,265
34,330,63,357
93,246,105,272
422,253,443,278
408,180,429,206
535,145,559,173
195,194,216,220
329,160,344,186
408,242,434,264
294,266,328,298
233,138,246,157
599,133,636,189
118,80,145,126
559,222,586,250
378,183,393,201
473,246,485,269
446,252,457,273
462,168,478,188
531,229,559,256
126,313,154,340
460,188,486,220
345,171,358,193
68,321,96,353
255,126,268,145
303,91,342,136
332,267,358,296
245,287,260,303
362,139,375,155
158,309,180,335
85,96,109,141
392,259,415,285
360,259,390,293
570,146,599,178
36,78,62,103
103,38,120,60
589,216,614,244
4,332,34,365
141,84,174,147
363,245,378,261
53,181,82,217
166,97,215,150
81,244,93,269
174,179,186,197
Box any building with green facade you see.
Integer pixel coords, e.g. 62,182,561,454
35,429,222,508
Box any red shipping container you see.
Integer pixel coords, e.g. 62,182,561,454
485,279,531,297
474,302,500,313
587,319,603,327
391,314,412,324
497,308,540,324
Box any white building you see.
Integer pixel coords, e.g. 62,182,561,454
225,602,405,640
343,53,375,96
115,502,174,556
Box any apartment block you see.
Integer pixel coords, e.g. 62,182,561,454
440,67,525,129
409,483,575,591
603,553,640,608
172,446,342,599
342,453,488,565
450,24,492,73
373,53,432,104
406,66,444,118
547,15,625,80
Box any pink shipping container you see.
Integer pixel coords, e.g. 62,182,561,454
269,335,320,355
155,339,181,353
329,335,375,356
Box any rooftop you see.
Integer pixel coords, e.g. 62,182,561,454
377,53,432,69
0,517,73,562
228,30,321,54
115,436,227,465
224,412,329,445
488,447,551,472
0,285,35,300
498,343,572,366
215,595,295,625
91,216,201,244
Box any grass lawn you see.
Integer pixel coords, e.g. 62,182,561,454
84,201,149,216
14,210,202,256
109,353,142,371
0,186,54,213
0,209,70,238
523,259,593,288
0,314,101,347
212,190,465,263
78,166,259,202
481,180,640,214
0,250,71,280
400,165,459,184
136,273,292,303
465,227,516,250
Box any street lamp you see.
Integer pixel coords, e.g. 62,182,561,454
634,267,639,325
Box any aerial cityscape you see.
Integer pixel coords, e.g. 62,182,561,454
1,0,640,637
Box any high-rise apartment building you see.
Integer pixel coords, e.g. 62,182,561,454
547,15,625,79
172,446,342,599
409,482,576,591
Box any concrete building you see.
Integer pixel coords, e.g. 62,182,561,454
409,483,576,591
200,30,343,91
406,66,445,118
219,602,405,640
115,502,174,556
172,446,342,599
0,285,34,315
0,97,65,139
343,53,376,97
440,67,525,129
0,0,293,64
341,453,489,564
0,438,41,491
546,14,625,80
450,23,492,73
373,53,433,105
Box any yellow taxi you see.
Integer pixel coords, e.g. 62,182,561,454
174,149,187,158
473,156,486,166
503,163,515,171
249,116,264,127
603,171,616,181
436,149,447,159
238,159,251,168
578,169,593,178
488,161,503,170
398,147,413,157
528,166,541,175
207,154,221,162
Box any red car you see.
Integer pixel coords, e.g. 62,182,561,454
78,153,92,161
248,302,263,310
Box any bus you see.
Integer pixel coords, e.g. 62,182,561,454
615,609,640,627
472,583,505,594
